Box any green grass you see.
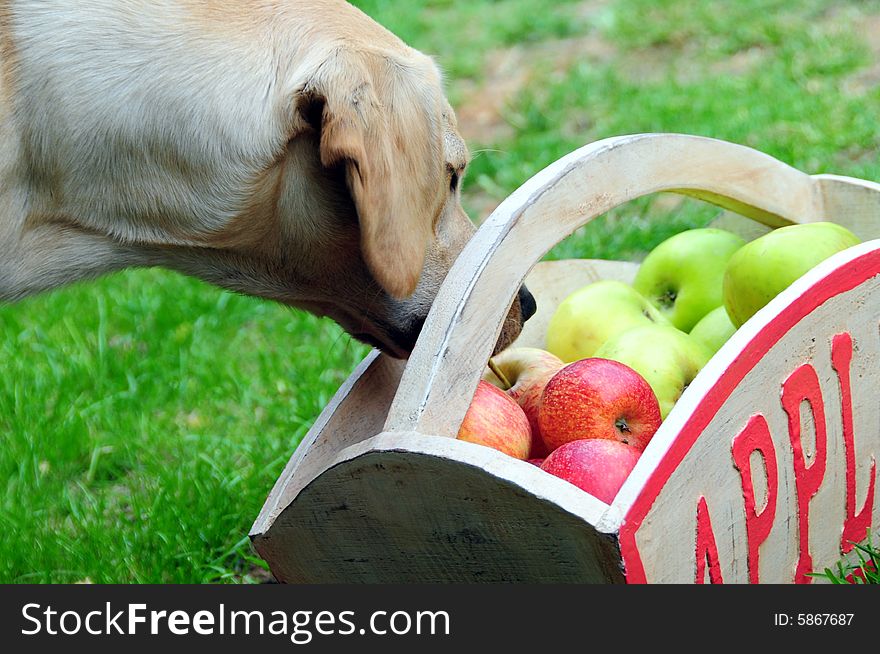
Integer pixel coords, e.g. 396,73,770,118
0,270,370,582
811,536,880,584
3,0,880,582
464,0,880,260
351,0,593,83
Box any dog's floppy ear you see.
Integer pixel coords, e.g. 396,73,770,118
305,51,444,298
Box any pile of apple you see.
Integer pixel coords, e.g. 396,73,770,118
456,220,861,503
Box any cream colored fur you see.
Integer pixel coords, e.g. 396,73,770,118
0,0,529,357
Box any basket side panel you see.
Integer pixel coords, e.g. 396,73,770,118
255,451,625,583
814,174,880,240
251,352,405,536
619,244,880,583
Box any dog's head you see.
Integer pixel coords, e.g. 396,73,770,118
241,45,535,358
142,36,534,359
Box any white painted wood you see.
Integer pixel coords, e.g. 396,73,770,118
252,133,880,583
813,174,880,240
250,257,628,539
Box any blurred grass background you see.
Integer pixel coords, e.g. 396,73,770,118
2,0,879,582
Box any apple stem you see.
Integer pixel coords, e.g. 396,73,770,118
487,358,512,390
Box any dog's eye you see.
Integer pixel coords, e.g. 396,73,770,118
449,171,459,193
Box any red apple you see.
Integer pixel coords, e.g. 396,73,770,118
457,380,532,459
527,458,545,467
537,358,661,453
485,347,564,458
540,439,641,503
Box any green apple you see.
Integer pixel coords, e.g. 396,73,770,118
723,222,860,327
594,324,713,419
689,305,737,356
633,228,746,332
545,280,669,362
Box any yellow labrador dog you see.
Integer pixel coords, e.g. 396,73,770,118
0,0,534,358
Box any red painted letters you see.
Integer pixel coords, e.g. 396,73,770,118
831,332,876,554
732,414,778,583
781,364,828,584
695,496,724,584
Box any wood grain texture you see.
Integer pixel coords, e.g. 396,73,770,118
254,435,622,583
814,174,880,240
250,259,629,582
708,211,774,242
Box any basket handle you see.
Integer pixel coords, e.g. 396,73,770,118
383,133,825,438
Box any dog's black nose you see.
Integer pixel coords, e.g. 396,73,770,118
518,284,537,322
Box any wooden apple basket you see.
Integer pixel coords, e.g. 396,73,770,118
250,134,880,583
